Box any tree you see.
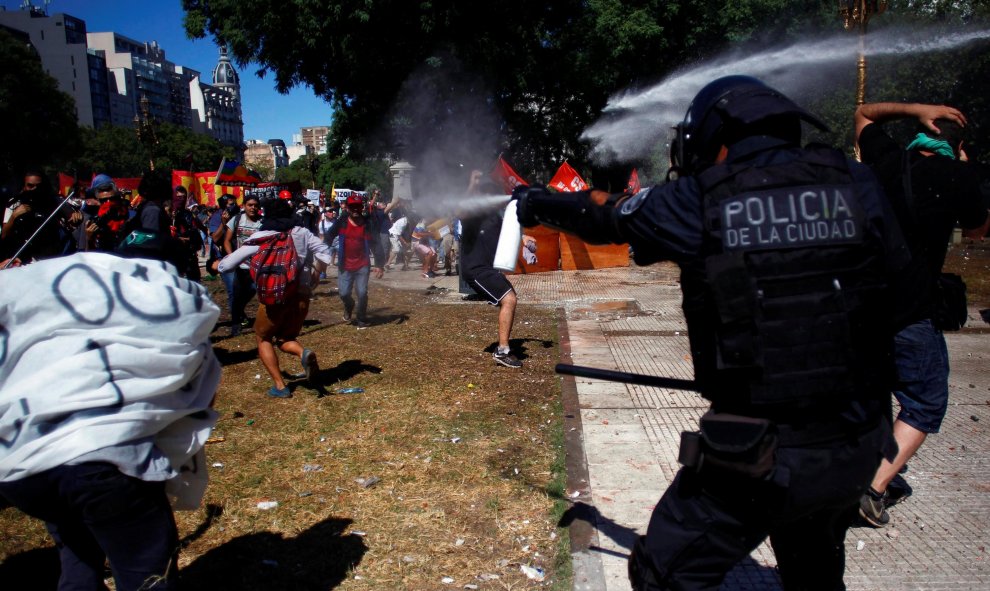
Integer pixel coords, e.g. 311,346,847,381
184,0,990,182
78,121,234,178
317,156,389,196
0,28,81,186
183,1,830,183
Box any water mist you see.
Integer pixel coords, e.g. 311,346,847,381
582,27,990,165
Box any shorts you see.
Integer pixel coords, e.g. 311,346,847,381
464,268,514,305
254,290,310,341
892,318,949,433
414,243,435,257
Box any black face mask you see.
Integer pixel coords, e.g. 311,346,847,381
82,203,100,216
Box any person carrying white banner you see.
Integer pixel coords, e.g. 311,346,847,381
0,250,221,591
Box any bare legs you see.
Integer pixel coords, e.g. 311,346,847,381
257,335,305,390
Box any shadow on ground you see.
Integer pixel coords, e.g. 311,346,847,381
180,517,366,590
558,502,783,590
0,546,61,589
483,338,555,360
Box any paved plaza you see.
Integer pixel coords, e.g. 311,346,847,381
380,263,990,591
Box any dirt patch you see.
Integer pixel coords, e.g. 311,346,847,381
0,278,568,590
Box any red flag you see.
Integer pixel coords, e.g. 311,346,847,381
490,156,528,194
113,177,142,199
58,173,76,197
194,171,245,207
548,161,588,192
626,168,641,194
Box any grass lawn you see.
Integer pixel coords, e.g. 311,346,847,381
0,276,571,590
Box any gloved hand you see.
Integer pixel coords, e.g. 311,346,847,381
512,185,549,228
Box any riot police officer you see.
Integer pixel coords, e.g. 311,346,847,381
514,76,905,590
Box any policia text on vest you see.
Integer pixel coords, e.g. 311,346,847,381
720,185,864,252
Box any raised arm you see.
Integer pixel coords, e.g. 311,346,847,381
855,102,967,145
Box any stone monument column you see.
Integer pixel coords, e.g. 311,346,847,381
388,160,415,203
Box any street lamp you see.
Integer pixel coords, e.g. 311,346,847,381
134,94,159,170
838,0,888,106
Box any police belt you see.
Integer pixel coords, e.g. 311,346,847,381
678,411,882,479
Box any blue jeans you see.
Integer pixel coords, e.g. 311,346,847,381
222,267,255,324
893,318,949,433
338,265,370,321
0,463,178,591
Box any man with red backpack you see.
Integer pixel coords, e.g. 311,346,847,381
322,194,386,328
219,198,331,398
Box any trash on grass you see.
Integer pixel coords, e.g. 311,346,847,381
520,564,545,581
356,476,381,489
441,577,454,584
257,501,279,510
303,464,323,472
212,462,224,468
336,387,364,394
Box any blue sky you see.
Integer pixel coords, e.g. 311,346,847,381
6,0,333,142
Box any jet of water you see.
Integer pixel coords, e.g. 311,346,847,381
583,27,990,164
410,193,510,218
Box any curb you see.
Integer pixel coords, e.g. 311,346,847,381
556,307,609,591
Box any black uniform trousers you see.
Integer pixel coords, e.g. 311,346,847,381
632,422,889,591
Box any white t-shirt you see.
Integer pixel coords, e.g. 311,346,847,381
227,213,263,269
388,216,408,237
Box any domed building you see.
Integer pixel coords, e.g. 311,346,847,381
190,46,244,149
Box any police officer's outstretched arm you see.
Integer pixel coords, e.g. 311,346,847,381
514,178,704,266
514,185,624,244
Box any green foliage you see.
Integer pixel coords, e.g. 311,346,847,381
183,1,990,177
78,121,234,177
183,0,828,179
317,156,390,195
76,125,147,177
849,2,990,162
0,28,81,184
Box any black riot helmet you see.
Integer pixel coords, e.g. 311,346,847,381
670,75,829,177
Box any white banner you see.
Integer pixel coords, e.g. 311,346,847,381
0,253,222,509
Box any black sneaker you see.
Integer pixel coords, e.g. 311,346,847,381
353,320,370,329
493,350,522,368
859,487,890,527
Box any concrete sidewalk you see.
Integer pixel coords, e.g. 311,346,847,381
378,263,990,590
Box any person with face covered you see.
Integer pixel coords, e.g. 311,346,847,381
1,171,66,262
322,194,385,328
514,76,908,589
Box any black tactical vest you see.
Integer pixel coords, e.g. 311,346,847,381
684,144,891,413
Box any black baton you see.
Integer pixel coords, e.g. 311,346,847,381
555,363,700,392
